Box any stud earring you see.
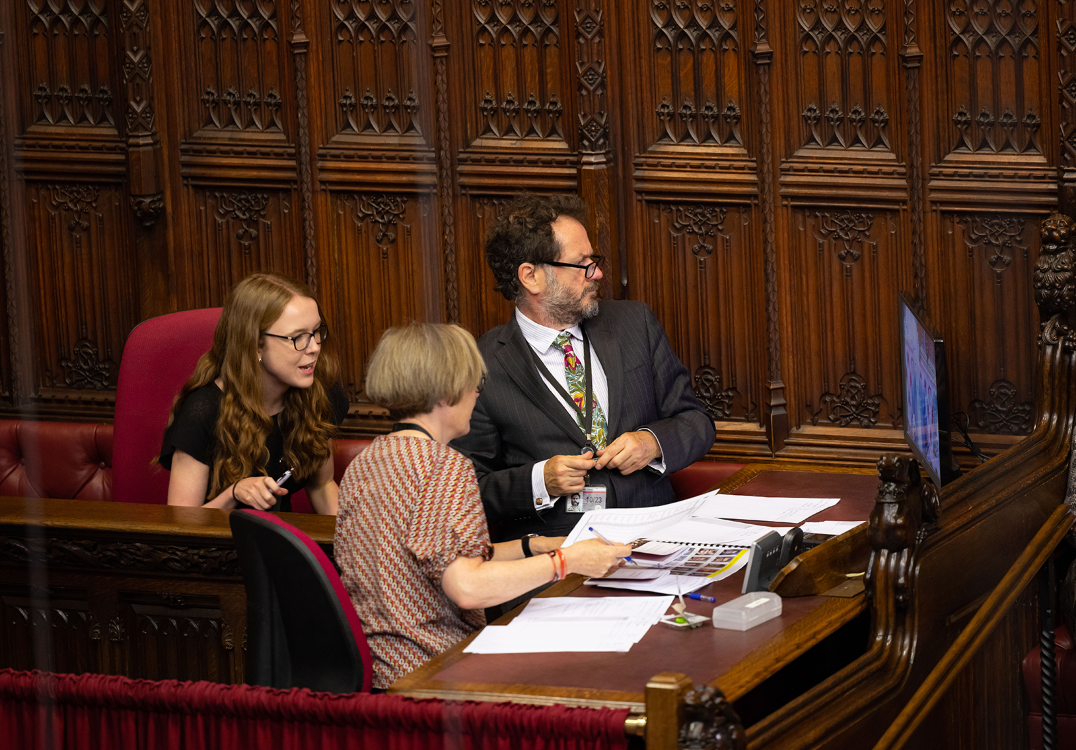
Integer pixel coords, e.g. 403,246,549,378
258,357,262,363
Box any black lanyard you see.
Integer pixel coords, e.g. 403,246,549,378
527,331,597,450
392,422,436,441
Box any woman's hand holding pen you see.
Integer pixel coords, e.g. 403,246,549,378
561,538,631,578
232,474,289,510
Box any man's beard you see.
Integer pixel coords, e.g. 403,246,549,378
542,268,600,328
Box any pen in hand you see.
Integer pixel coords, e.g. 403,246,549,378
275,469,293,485
588,526,633,564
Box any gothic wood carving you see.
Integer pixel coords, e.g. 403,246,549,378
25,0,115,129
472,0,565,143
808,372,883,428
0,536,241,577
946,1,1041,155
866,454,941,610
576,6,608,154
957,214,1028,276
290,0,316,289
969,379,1033,435
752,0,786,450
1036,213,1076,348
0,25,18,402
902,0,925,300
431,0,458,322
796,0,890,152
1063,2,1076,182
650,0,742,147
678,684,748,750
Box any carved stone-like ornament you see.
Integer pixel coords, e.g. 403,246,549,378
130,193,164,227
678,685,747,750
866,455,941,609
812,211,875,266
693,366,737,421
108,617,126,643
0,536,242,577
1035,214,1076,320
159,592,187,608
664,204,728,259
969,380,1033,435
809,373,882,428
214,191,270,245
349,194,407,251
958,214,1026,275
59,338,115,390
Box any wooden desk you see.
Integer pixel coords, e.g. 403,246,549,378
0,498,334,683
390,464,878,712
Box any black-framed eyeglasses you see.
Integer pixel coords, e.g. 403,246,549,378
263,324,329,351
543,255,605,279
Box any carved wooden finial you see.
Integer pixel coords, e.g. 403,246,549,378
1036,213,1076,347
678,685,747,750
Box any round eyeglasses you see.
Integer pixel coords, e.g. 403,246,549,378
263,324,329,351
543,255,605,280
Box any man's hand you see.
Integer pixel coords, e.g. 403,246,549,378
544,452,597,496
595,431,660,475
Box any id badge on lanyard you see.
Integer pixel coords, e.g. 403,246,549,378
567,485,606,513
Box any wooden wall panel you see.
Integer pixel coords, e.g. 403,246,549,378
323,191,441,401
0,0,1062,464
27,183,137,404
789,208,907,432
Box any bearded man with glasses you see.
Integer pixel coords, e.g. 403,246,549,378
452,193,716,543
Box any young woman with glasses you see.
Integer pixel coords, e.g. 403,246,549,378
158,273,348,513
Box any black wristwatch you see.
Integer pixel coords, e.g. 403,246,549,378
521,533,539,558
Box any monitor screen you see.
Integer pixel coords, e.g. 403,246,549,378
899,292,957,488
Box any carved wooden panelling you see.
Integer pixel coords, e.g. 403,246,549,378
123,593,231,683
648,0,743,149
943,0,1041,158
178,189,304,309
0,0,1065,461
0,588,99,675
21,0,116,132
468,0,568,145
789,209,909,430
453,197,517,340
327,0,428,143
323,192,441,400
26,183,137,398
794,0,891,154
942,212,1038,436
629,201,763,423
189,0,288,138
1062,0,1076,176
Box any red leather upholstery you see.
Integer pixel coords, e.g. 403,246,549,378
112,308,222,504
1022,625,1076,750
0,421,112,502
0,418,740,509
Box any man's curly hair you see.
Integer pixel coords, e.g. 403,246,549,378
485,193,588,303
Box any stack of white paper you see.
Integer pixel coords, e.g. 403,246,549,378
463,595,673,654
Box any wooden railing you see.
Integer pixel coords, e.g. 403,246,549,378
872,503,1075,750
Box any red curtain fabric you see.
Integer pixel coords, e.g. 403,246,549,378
0,670,630,750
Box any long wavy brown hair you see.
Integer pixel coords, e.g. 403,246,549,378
163,273,341,499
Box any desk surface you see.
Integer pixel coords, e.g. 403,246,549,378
389,463,878,710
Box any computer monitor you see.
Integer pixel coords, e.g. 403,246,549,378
899,292,959,488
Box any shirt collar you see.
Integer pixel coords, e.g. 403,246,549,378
515,308,583,355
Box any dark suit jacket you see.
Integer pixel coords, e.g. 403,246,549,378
451,300,716,541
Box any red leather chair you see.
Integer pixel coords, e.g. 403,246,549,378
112,308,222,504
229,509,372,693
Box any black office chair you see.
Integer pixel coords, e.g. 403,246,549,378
229,509,372,693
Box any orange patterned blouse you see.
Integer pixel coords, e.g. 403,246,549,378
335,435,489,689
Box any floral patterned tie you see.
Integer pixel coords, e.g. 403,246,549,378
552,332,608,449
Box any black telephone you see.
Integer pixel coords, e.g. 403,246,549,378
741,527,805,594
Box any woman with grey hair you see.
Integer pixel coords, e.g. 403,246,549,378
335,322,629,689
